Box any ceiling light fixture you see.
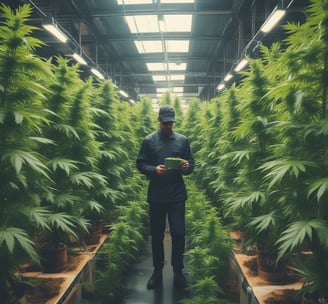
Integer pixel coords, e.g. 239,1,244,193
234,59,248,72
217,83,225,91
72,52,87,65
260,8,286,33
42,17,68,43
224,73,233,82
119,90,129,98
91,68,105,79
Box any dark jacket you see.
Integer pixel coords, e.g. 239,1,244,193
136,129,194,203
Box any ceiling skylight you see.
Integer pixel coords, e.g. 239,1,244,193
167,62,186,71
125,15,159,33
146,62,186,72
166,40,189,52
161,0,194,3
156,87,184,95
135,40,163,53
164,15,192,32
117,0,152,5
147,63,166,71
170,74,185,81
157,88,171,93
118,0,194,5
152,74,185,82
153,75,167,81
126,15,192,34
172,87,184,93
135,40,189,53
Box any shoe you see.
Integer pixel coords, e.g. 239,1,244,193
174,271,188,289
147,271,162,289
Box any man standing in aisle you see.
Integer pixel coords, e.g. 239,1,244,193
136,105,194,290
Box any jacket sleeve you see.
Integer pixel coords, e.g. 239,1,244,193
136,137,157,179
182,137,195,176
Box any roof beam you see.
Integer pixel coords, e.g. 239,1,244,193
89,9,232,17
78,33,225,42
94,55,236,64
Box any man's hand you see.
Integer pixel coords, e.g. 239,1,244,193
181,160,189,172
156,164,170,175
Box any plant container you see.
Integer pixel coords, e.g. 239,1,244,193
164,157,186,169
257,249,286,283
39,243,68,273
84,223,102,245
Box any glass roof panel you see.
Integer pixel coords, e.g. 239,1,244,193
147,62,186,72
153,75,167,81
166,40,189,52
156,87,184,94
164,15,192,32
135,40,163,53
170,74,185,81
172,87,184,93
125,15,159,33
146,63,166,71
157,88,170,93
152,74,185,82
126,14,191,34
135,40,189,53
161,0,194,3
168,62,186,71
117,0,153,4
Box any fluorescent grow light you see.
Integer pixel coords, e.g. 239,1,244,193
72,53,87,65
234,59,248,72
260,9,286,33
42,17,68,43
91,68,104,79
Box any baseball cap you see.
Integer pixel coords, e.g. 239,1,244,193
159,105,175,122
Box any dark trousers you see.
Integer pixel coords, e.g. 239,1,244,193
149,201,185,272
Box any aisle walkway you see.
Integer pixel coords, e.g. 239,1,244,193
122,232,188,304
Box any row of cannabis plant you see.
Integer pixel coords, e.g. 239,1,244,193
0,4,140,302
188,0,328,302
87,174,148,303
182,180,232,304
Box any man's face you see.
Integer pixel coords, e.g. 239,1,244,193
159,120,174,135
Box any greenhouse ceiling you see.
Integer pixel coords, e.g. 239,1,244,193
6,0,309,104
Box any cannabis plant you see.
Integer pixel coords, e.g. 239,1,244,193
133,96,156,140
36,57,91,249
65,77,112,237
184,181,232,301
93,198,147,302
190,102,215,190
208,86,241,203
92,80,135,214
0,3,54,300
192,98,223,200
179,277,224,304
173,95,184,130
181,98,202,142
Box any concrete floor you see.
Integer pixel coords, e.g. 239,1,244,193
122,232,188,304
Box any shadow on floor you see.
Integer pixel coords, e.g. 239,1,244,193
122,233,188,304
